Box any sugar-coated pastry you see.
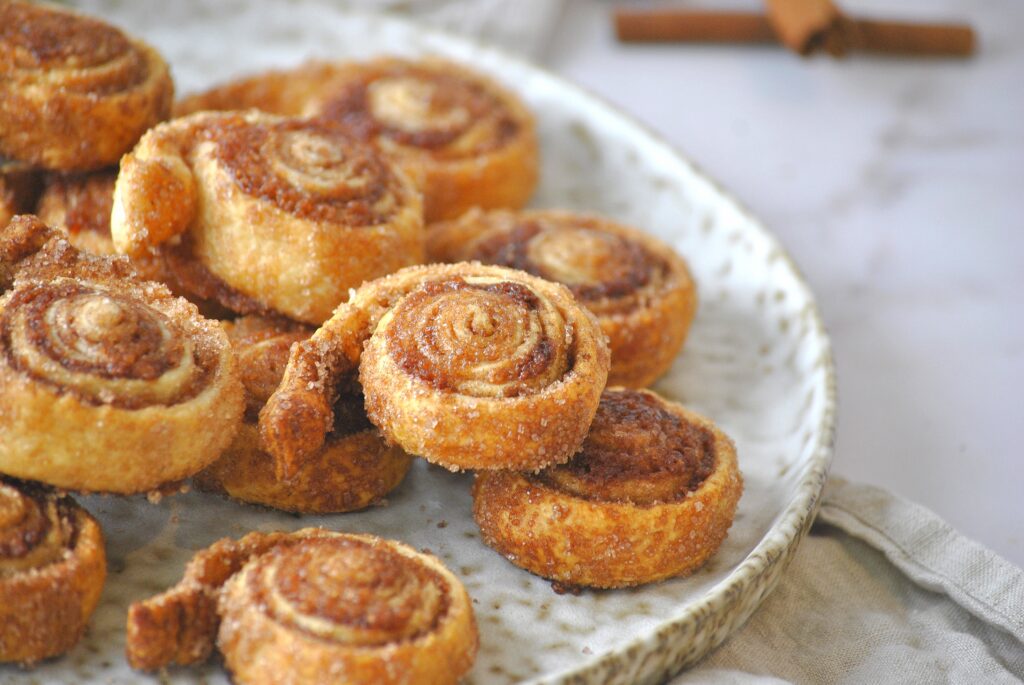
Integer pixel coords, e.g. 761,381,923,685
126,529,478,685
176,57,539,222
259,263,610,478
0,477,106,664
0,1,173,171
0,215,244,493
111,110,424,324
473,388,742,588
193,316,412,513
429,208,697,387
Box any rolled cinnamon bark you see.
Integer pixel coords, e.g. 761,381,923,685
614,8,976,57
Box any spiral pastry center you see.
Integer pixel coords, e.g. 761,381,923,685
318,66,518,153
469,220,661,306
387,277,571,398
259,538,445,646
538,392,716,504
368,77,472,134
209,118,398,226
0,483,67,576
2,282,200,407
0,2,146,92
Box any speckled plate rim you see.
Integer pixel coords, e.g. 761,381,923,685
385,18,839,685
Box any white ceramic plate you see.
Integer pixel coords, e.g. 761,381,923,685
1,3,836,684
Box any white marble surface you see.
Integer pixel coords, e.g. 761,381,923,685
545,0,1023,567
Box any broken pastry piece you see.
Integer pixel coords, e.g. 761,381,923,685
0,215,244,493
176,56,539,222
474,388,742,588
0,1,173,172
111,110,424,325
127,529,478,685
193,316,412,513
428,208,698,388
259,262,610,478
0,477,106,665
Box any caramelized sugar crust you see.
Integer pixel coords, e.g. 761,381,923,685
0,477,106,664
473,388,742,588
428,208,697,387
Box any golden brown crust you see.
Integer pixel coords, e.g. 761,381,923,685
127,529,478,685
259,262,610,478
175,57,538,222
0,215,244,493
111,110,424,324
308,57,538,221
0,477,106,664
473,388,742,588
428,209,698,387
193,317,412,513
0,1,173,171
35,169,231,318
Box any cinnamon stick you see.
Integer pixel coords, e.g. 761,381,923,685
613,9,976,58
765,0,847,56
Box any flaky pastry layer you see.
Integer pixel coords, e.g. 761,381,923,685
111,110,424,324
473,388,742,588
0,478,106,664
259,262,610,477
194,316,411,513
0,215,244,493
0,1,173,171
429,208,698,387
127,529,478,685
177,56,539,222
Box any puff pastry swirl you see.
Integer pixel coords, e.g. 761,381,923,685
111,110,424,324
0,1,173,171
194,316,412,513
474,388,742,588
0,215,243,493
126,529,478,685
0,477,106,664
260,262,610,477
176,57,538,222
429,208,697,387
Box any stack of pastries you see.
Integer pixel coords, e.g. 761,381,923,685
0,2,742,683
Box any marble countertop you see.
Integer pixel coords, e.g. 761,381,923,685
546,0,1023,567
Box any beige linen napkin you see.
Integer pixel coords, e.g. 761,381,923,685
671,477,1024,684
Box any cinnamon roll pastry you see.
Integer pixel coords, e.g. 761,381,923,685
193,316,412,513
429,209,698,388
127,529,479,685
0,477,106,664
473,388,742,588
111,110,424,324
309,57,538,222
177,57,539,222
0,215,244,493
260,263,610,477
0,1,173,172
